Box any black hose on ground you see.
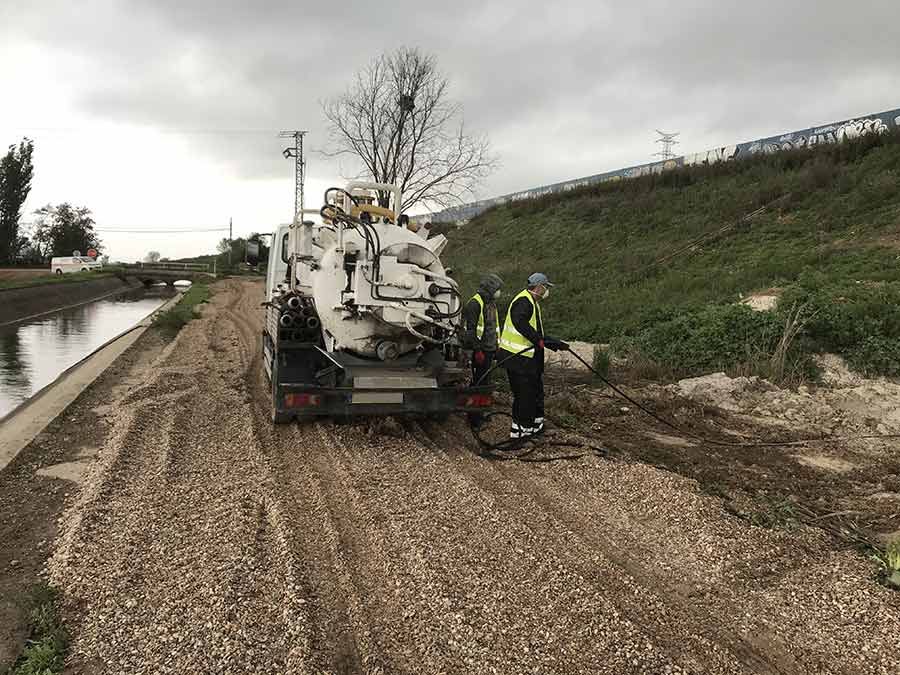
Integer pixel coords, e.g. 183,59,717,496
466,345,900,461
465,346,606,461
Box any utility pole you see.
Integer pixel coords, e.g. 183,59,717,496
654,130,680,162
280,130,307,219
228,217,233,268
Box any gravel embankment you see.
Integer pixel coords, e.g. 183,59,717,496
48,279,900,674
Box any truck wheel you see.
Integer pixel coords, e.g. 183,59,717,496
55,269,63,275
272,410,293,424
81,267,88,272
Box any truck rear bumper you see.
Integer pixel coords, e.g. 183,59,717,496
273,383,493,422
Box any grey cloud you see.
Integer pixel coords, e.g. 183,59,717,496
5,0,900,198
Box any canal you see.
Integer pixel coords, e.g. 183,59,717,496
0,287,176,420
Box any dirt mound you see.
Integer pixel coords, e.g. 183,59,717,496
543,339,600,369
671,357,900,436
671,372,778,412
739,291,779,312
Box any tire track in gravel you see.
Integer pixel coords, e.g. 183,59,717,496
101,278,898,674
224,279,729,672
414,418,798,674
50,280,316,674
509,453,900,675
226,280,375,673
419,418,900,675
310,423,682,673
242,413,372,673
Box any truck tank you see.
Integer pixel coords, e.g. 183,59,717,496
261,181,492,423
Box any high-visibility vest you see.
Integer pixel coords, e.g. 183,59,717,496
471,293,486,339
499,289,542,358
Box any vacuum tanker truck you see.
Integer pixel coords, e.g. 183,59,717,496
260,181,493,423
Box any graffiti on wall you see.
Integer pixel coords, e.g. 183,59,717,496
421,106,900,223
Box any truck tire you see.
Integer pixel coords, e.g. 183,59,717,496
271,410,293,424
55,269,63,275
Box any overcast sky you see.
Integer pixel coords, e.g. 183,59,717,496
2,0,898,262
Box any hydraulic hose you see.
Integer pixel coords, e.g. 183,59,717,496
466,344,900,460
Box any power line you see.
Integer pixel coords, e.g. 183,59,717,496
1,127,287,135
95,227,230,233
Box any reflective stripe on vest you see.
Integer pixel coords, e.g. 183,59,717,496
471,293,485,339
499,289,541,358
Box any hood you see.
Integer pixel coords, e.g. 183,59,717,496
477,273,503,297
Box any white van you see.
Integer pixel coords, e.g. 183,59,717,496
50,257,103,274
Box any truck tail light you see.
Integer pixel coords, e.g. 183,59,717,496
458,393,493,408
285,393,321,408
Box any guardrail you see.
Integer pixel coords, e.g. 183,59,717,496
125,262,210,272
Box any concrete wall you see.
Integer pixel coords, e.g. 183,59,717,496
421,106,900,223
0,277,133,326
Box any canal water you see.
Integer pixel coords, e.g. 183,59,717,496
0,287,176,420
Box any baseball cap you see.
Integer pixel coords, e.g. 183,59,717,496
527,272,554,288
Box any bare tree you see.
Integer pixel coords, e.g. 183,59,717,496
144,250,161,263
323,47,497,212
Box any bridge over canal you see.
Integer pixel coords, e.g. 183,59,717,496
120,262,217,286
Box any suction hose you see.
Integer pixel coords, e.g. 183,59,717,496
468,345,900,460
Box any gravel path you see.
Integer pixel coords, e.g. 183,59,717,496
48,279,900,674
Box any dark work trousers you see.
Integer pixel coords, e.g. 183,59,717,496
468,351,495,426
506,365,545,434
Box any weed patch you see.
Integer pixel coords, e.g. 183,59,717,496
592,346,611,378
153,282,211,338
7,583,68,675
870,541,900,589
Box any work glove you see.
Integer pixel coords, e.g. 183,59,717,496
474,350,486,366
544,337,570,352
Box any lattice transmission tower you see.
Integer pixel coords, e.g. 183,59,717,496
654,130,680,161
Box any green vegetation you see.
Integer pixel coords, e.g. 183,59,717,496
591,345,611,378
0,139,34,266
153,281,211,337
871,540,900,589
0,270,115,290
171,233,269,276
445,131,900,379
7,583,68,675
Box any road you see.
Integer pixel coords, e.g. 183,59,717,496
47,279,900,674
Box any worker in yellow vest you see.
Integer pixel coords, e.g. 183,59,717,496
462,273,503,427
498,273,568,439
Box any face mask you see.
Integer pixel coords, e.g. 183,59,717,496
493,290,501,299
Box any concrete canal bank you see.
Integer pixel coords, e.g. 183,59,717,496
0,276,136,327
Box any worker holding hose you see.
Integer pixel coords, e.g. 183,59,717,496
499,273,568,439
462,273,504,428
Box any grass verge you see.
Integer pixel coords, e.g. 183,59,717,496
6,583,68,675
152,282,211,337
0,271,116,290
